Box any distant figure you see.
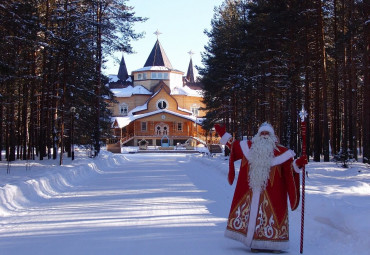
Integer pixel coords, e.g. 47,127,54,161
215,122,307,253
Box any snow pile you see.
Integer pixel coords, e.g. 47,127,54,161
0,151,117,217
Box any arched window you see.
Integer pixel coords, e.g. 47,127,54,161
157,99,168,110
155,123,169,136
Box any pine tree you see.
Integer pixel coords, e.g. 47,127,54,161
200,0,249,137
0,0,145,164
201,0,367,162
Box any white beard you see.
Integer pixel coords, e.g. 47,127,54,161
248,134,277,192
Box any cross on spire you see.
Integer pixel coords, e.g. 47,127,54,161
187,50,195,58
154,29,162,39
186,50,195,83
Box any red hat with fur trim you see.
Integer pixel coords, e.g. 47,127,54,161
257,122,275,136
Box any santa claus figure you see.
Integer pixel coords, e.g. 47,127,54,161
215,122,307,253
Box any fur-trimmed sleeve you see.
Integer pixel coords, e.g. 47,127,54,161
227,140,243,185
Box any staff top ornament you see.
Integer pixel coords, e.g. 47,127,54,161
299,105,308,122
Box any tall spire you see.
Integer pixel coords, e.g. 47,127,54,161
144,30,173,69
186,50,195,83
117,54,129,82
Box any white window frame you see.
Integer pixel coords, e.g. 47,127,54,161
191,104,200,116
119,103,128,116
151,72,169,80
155,123,169,136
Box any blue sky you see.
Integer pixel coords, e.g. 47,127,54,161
103,0,224,77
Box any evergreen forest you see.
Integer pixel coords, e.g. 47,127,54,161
0,0,145,164
0,0,369,165
199,0,369,163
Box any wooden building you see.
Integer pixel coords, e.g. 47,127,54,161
107,36,215,151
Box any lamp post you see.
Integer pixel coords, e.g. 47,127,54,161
70,107,76,160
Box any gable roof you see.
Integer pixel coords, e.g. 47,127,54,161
133,83,191,115
144,39,173,69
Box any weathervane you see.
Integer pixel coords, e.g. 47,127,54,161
154,29,162,39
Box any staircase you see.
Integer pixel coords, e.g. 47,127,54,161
107,142,121,153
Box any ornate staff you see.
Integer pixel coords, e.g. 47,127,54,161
299,106,308,254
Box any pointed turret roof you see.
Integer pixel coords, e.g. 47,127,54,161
144,39,173,69
186,58,195,83
117,55,129,82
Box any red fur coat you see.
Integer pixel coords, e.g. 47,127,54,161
222,137,300,251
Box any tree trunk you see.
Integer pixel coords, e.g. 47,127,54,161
22,61,29,160
94,0,103,157
363,2,370,163
317,0,330,161
332,0,340,155
0,100,3,161
9,101,16,161
341,0,349,156
314,20,321,162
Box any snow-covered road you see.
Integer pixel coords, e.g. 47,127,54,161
0,153,237,255
1,151,369,255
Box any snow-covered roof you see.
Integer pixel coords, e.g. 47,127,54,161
171,86,203,97
110,84,202,98
110,85,152,97
109,74,132,83
109,75,119,83
112,109,204,128
178,107,192,114
130,104,148,114
133,66,171,72
132,66,184,73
